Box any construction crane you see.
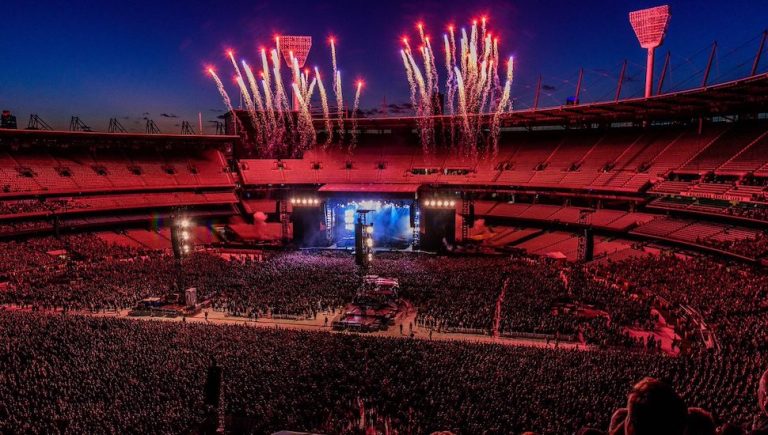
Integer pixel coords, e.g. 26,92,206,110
145,118,161,134
27,114,53,130
107,118,127,133
69,116,93,132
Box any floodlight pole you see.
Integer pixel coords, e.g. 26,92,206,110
533,75,542,110
630,5,671,99
644,47,656,98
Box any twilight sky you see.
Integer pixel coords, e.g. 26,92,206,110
1,0,766,133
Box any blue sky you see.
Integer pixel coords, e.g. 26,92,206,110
1,0,766,132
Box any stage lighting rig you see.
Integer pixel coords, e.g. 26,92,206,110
422,199,457,208
290,197,321,207
354,211,375,267
171,215,194,261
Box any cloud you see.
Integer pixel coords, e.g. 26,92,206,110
209,108,224,113
160,113,178,118
542,84,557,91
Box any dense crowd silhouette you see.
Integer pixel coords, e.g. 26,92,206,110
1,234,768,433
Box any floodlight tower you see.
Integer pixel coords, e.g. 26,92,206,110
629,5,671,98
277,35,312,111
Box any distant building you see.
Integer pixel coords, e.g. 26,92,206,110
1,110,17,129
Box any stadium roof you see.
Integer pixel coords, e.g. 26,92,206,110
318,183,420,194
315,72,768,129
0,128,239,147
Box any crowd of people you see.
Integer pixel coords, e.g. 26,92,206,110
697,230,768,258
727,204,768,222
3,234,767,352
590,253,768,354
3,233,768,432
0,310,766,434
0,198,51,216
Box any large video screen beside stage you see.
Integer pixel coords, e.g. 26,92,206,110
329,199,413,249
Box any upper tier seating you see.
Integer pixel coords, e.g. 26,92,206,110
680,123,768,173
239,122,768,196
472,200,657,231
0,147,233,196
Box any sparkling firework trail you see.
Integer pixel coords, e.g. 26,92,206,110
307,77,317,106
491,57,514,158
242,61,265,113
330,38,338,75
291,82,316,153
270,48,292,143
227,50,247,92
425,36,439,97
271,49,288,114
422,46,434,103
209,32,354,156
259,48,276,131
270,48,291,150
330,39,344,139
315,67,333,145
491,38,501,110
208,69,234,113
401,50,418,112
353,81,363,116
443,34,455,115
351,80,363,149
454,67,471,155
400,19,522,154
334,70,344,138
261,79,275,131
227,50,252,114
235,75,259,131
242,61,269,147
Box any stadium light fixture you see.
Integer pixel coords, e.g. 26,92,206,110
629,5,671,98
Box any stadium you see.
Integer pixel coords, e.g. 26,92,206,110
2,2,768,434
